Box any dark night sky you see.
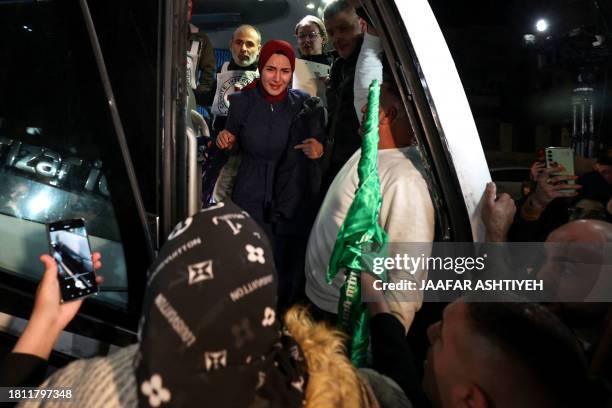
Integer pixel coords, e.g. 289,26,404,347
428,0,612,159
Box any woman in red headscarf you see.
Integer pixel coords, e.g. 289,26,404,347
217,40,325,308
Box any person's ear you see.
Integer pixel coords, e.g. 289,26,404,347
453,384,489,408
358,17,367,33
380,105,398,125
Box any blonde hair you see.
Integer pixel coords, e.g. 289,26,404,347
295,15,328,45
284,306,372,408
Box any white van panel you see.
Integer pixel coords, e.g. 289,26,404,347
393,0,490,240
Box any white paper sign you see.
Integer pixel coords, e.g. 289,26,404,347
292,58,330,103
212,70,259,116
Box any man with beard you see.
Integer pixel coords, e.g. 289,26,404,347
201,25,262,205
204,24,261,133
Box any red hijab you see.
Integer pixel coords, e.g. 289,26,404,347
243,40,296,103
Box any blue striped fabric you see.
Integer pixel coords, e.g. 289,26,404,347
213,48,231,71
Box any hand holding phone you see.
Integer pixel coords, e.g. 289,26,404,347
531,165,581,209
545,147,575,192
47,219,100,302
12,253,102,360
32,253,102,328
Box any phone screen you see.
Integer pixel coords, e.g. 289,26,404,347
545,147,575,192
48,219,98,302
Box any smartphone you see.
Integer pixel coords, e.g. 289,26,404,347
545,147,575,191
47,219,98,302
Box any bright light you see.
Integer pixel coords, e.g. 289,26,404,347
536,19,548,32
26,127,42,135
322,0,333,4
28,192,51,215
306,2,315,9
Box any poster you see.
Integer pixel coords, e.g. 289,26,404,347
212,69,259,116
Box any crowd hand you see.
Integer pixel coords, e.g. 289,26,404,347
530,161,545,181
294,138,324,159
216,130,236,150
13,253,103,359
361,272,391,316
482,182,516,242
531,165,581,208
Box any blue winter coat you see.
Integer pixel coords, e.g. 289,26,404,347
225,86,321,236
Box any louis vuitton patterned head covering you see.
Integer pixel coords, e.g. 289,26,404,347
135,201,308,408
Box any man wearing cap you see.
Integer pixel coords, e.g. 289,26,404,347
2,200,417,407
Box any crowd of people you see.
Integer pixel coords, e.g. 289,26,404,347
1,0,611,407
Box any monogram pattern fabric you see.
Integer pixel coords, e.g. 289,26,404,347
136,200,308,407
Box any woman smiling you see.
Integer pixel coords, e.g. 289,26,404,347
216,40,325,307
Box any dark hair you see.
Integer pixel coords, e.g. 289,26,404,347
323,0,354,21
465,300,591,407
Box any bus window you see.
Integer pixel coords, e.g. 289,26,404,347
0,0,153,330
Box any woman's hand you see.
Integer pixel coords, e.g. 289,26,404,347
13,253,103,359
294,138,324,159
216,130,237,150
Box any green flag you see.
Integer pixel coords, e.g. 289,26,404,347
327,79,388,366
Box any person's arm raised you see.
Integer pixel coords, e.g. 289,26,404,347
13,253,103,360
520,165,581,221
482,182,516,242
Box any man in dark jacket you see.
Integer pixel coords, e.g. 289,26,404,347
187,0,216,104
320,0,365,194
188,30,215,101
